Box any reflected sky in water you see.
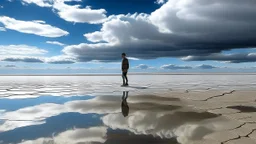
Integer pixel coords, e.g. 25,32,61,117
0,91,229,144
0,96,93,111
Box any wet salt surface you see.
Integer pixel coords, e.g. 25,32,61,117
0,75,256,144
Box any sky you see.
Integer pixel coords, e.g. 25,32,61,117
0,0,256,74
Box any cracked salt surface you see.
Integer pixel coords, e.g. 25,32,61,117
0,75,256,143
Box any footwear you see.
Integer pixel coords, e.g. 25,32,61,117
125,83,129,86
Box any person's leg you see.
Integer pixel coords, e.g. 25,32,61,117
124,72,128,85
122,72,125,85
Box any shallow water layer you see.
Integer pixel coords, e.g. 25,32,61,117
0,92,231,144
0,75,256,144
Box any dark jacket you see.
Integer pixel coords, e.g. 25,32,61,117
122,58,129,70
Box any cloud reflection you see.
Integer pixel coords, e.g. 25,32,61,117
19,126,107,144
0,92,231,144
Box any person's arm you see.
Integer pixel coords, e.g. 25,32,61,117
122,59,124,70
127,59,129,69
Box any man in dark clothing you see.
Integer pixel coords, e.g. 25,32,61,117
121,53,129,86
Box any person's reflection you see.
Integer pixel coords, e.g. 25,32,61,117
121,91,129,117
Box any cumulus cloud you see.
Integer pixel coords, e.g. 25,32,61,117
0,56,77,64
197,64,217,69
0,45,47,55
0,46,76,64
0,44,77,64
65,13,191,62
161,64,192,70
84,31,104,42
32,20,46,24
155,0,166,5
5,65,16,68
21,0,107,24
0,16,69,37
62,0,256,62
1,55,76,64
47,60,74,64
45,55,76,64
2,57,44,63
53,2,107,24
127,57,140,60
21,0,52,7
46,41,65,46
135,64,149,69
182,53,256,63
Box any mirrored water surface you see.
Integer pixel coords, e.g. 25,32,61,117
0,91,231,144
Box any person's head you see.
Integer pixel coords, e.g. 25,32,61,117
122,53,126,58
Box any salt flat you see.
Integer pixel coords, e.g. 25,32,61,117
0,75,256,144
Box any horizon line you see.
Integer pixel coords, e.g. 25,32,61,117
0,72,256,76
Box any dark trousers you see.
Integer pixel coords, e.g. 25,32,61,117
122,71,128,84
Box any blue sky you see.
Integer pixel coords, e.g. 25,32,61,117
0,0,256,74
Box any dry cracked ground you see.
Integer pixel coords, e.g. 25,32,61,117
0,75,256,144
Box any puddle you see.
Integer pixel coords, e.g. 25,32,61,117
0,95,93,111
0,91,228,144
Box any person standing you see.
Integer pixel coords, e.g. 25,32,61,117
121,53,129,86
